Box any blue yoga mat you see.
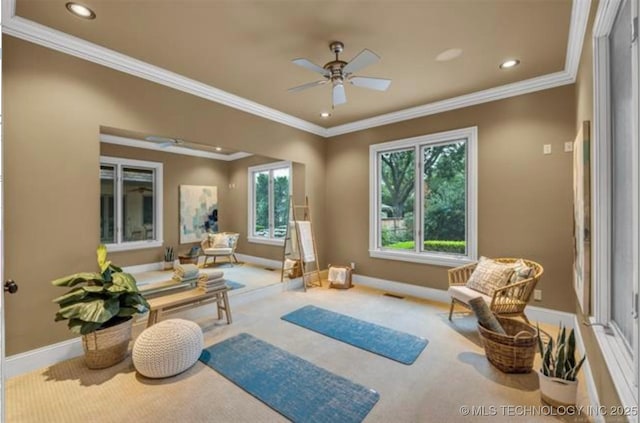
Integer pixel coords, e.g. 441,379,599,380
199,333,379,423
281,305,427,365
225,280,245,290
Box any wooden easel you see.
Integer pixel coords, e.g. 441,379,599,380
280,196,322,291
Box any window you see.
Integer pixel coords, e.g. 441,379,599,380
100,156,163,251
369,127,477,266
248,161,291,245
592,0,640,409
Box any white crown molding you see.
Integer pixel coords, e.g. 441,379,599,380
564,0,593,79
327,71,574,137
592,0,621,37
2,0,590,138
2,11,327,137
100,134,253,161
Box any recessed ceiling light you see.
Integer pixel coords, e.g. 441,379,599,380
435,48,463,62
65,2,96,19
320,112,331,118
215,147,222,152
499,59,520,69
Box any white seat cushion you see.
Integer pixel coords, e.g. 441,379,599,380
203,247,232,255
448,285,492,305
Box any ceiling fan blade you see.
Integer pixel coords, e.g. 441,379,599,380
343,49,380,74
145,135,181,148
292,58,329,76
332,84,347,107
145,135,172,143
350,76,392,91
288,80,328,93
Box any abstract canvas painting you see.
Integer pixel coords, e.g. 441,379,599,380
573,121,591,314
179,185,218,244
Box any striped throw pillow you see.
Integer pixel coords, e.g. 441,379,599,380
466,257,515,296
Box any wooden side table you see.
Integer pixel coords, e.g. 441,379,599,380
178,255,198,265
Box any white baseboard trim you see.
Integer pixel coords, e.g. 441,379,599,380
353,274,451,304
122,261,163,274
235,253,282,269
353,274,575,327
5,337,83,379
573,316,603,423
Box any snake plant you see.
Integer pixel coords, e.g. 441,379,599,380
52,245,150,335
164,246,175,262
537,323,586,381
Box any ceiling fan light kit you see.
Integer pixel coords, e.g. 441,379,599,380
289,41,391,108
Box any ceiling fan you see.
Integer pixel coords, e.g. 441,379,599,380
145,135,185,148
288,41,391,108
127,186,153,194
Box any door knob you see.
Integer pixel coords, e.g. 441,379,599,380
4,280,18,294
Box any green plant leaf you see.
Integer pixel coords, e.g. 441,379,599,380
122,292,149,310
52,272,102,287
97,244,111,273
116,307,138,317
109,273,138,293
68,318,103,335
52,288,87,304
57,298,119,323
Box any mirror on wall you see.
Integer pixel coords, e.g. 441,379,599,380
98,126,306,294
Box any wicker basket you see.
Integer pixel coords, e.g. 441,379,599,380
477,317,538,374
82,318,132,369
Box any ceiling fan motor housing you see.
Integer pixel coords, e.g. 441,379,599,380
325,41,347,85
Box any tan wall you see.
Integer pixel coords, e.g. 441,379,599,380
99,143,230,266
573,1,623,409
326,85,577,312
3,36,326,355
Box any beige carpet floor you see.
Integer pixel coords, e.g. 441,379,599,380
6,285,591,422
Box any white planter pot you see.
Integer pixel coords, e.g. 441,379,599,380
538,370,578,407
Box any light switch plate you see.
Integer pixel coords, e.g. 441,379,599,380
534,289,542,301
543,144,552,155
564,142,574,152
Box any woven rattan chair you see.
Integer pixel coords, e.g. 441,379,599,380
447,258,544,324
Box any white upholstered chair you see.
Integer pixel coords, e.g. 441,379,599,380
200,232,239,266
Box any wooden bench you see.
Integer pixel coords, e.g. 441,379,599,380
145,286,232,328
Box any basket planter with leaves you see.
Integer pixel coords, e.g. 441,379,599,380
536,324,586,407
52,245,150,369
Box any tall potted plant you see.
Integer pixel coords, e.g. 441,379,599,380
52,245,150,369
536,324,586,406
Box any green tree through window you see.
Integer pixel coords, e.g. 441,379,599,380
251,164,290,240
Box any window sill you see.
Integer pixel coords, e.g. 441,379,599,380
105,240,164,252
369,249,474,267
588,317,638,410
247,236,285,247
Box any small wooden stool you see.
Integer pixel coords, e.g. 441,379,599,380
146,286,232,328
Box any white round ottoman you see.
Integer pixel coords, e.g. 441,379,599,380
133,319,204,378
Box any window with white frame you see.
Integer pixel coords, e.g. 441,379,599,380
248,161,291,245
591,0,640,410
369,127,477,266
100,156,163,251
